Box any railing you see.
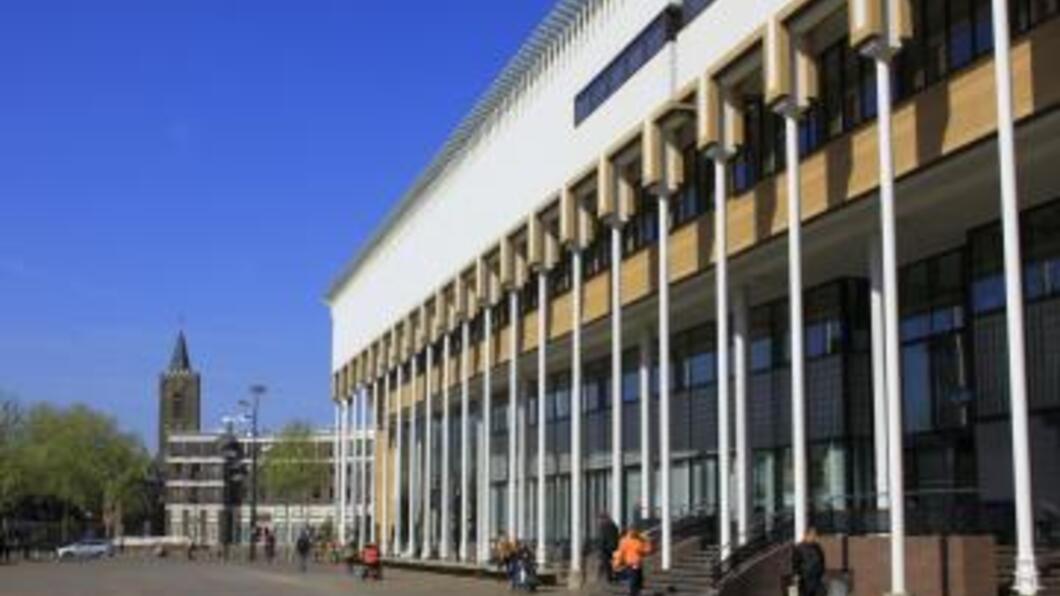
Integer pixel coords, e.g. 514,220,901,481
709,512,794,585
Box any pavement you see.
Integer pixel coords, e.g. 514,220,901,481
0,557,562,596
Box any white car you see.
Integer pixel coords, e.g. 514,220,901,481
56,539,114,560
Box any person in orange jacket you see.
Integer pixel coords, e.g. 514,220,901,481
612,529,652,596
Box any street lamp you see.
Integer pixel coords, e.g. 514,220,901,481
240,384,265,561
218,426,244,562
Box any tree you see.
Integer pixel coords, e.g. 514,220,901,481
261,421,329,549
0,394,26,520
10,402,151,541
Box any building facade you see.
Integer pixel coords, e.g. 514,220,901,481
163,427,374,546
327,0,1060,592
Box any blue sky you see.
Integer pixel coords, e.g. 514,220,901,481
0,0,554,450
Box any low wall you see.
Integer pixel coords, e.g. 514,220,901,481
721,534,996,596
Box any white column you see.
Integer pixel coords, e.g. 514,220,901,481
714,156,731,560
872,41,907,596
408,352,419,557
480,308,493,563
610,224,624,524
423,344,434,558
351,392,360,540
371,379,380,544
733,286,749,545
571,246,584,576
395,363,405,556
382,370,391,555
460,320,471,561
333,403,341,537
658,188,673,571
441,332,452,559
517,383,527,540
638,331,651,524
356,388,365,548
339,398,349,544
535,271,548,567
784,106,808,541
869,237,889,510
991,1,1039,591
508,291,519,539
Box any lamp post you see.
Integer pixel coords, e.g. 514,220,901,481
218,425,244,562
240,385,265,561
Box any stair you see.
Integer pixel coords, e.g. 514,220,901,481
597,545,721,596
995,545,1060,596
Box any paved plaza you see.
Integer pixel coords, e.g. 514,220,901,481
0,558,553,596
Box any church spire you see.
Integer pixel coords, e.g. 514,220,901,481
169,331,192,372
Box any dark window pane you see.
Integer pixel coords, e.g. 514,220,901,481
950,0,975,69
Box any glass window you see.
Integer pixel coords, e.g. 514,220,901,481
688,351,716,387
924,0,949,84
901,342,933,433
949,0,975,69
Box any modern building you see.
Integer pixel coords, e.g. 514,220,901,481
327,0,1059,593
157,333,375,547
163,428,373,547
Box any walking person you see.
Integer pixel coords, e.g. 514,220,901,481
264,529,276,565
295,529,311,573
597,512,620,583
612,529,652,596
791,527,826,596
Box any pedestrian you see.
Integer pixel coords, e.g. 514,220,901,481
0,527,8,565
792,527,826,596
597,512,620,583
612,529,652,596
264,529,276,565
361,542,382,581
296,529,311,573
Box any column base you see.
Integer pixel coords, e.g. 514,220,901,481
1012,556,1040,596
566,568,584,591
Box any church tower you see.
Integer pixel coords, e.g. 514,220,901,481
158,331,201,455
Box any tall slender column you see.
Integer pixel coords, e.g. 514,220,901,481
460,321,471,561
407,353,418,556
870,35,907,596
508,291,519,539
371,379,380,544
638,331,651,523
991,1,1039,591
517,383,527,540
382,370,391,555
869,238,889,510
333,403,341,537
355,388,364,547
733,286,749,545
535,272,548,567
610,224,623,524
423,344,434,558
339,399,349,544
350,394,359,542
782,101,807,540
658,187,673,571
394,363,405,556
480,308,493,563
571,245,584,576
714,156,731,559
441,332,452,559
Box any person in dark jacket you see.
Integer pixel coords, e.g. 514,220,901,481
597,512,620,583
792,527,826,596
296,530,311,573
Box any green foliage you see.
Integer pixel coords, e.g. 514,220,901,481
0,394,152,535
261,421,329,506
